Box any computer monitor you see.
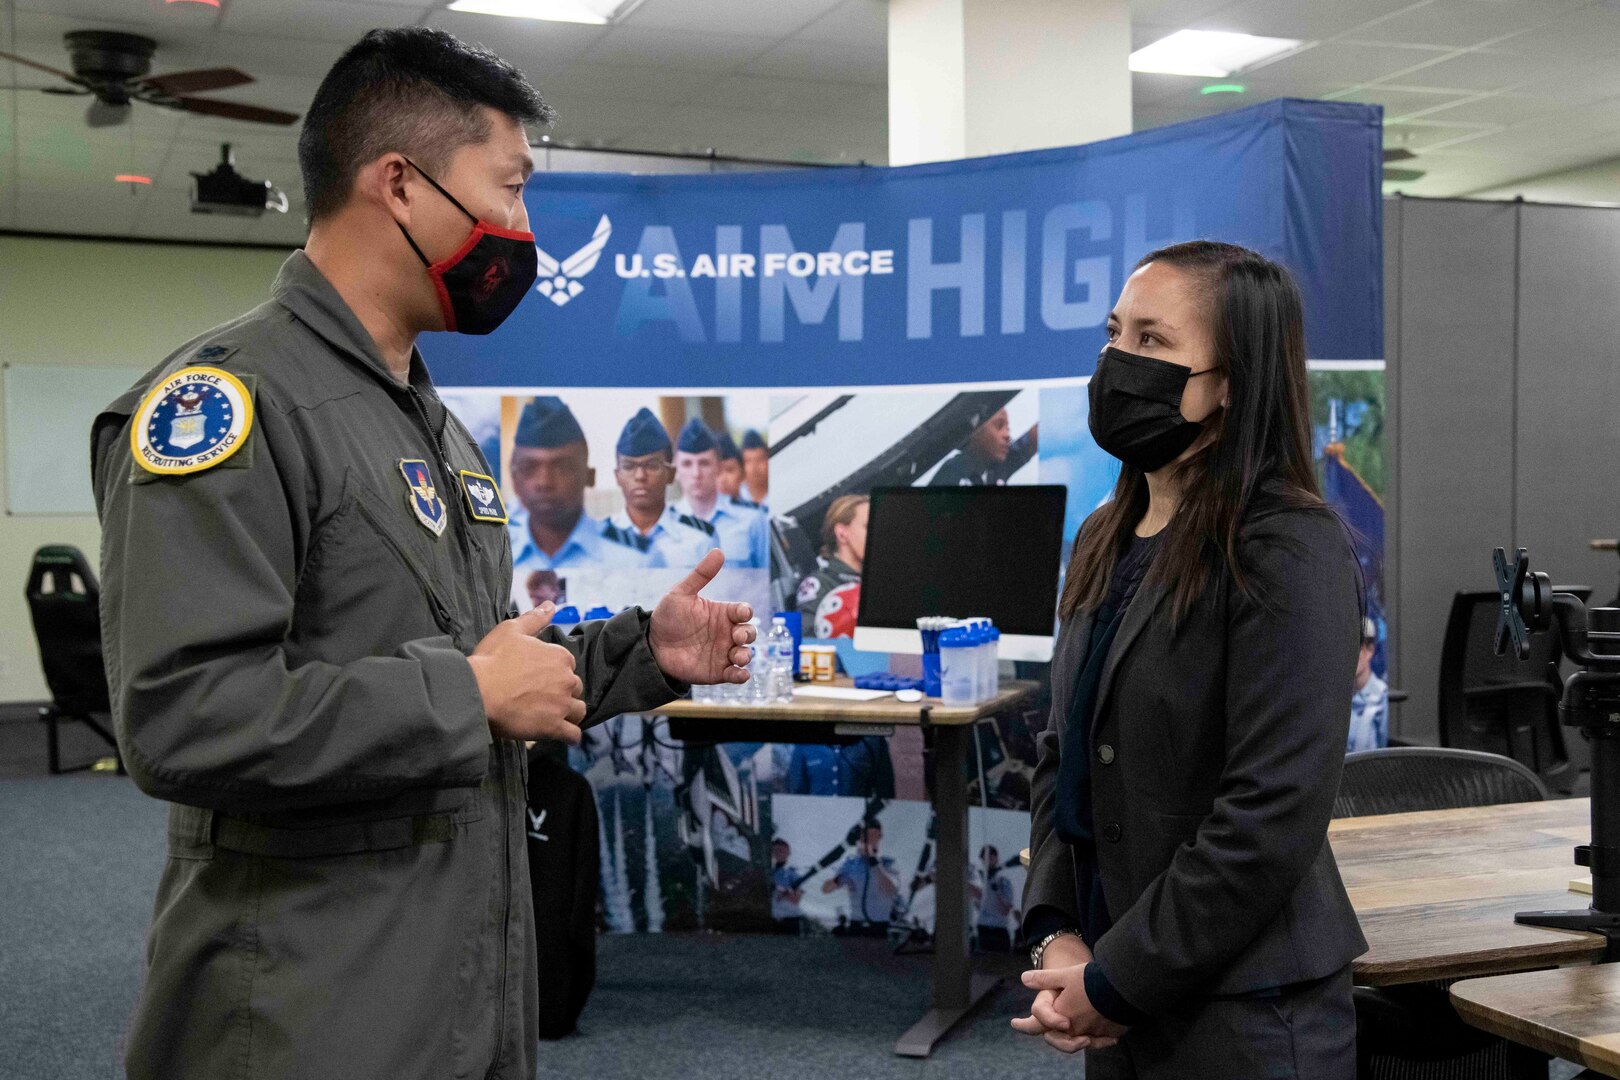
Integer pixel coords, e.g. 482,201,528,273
853,485,1067,662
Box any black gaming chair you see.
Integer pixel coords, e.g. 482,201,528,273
24,546,121,774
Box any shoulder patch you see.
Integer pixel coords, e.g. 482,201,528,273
678,512,717,536
193,343,239,364
130,366,255,477
797,576,822,604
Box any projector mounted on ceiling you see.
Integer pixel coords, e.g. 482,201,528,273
191,144,289,218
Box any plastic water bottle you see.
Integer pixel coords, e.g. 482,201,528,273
765,617,795,704
743,618,768,705
982,625,1001,701
939,628,975,705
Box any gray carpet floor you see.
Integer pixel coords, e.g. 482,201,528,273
0,714,1586,1080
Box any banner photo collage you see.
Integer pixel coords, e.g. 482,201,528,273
425,99,1387,941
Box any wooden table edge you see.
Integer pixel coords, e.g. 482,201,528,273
1354,935,1607,985
1450,973,1620,1075
643,679,1041,726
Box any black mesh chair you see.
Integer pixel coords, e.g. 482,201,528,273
24,545,120,774
1334,746,1549,818
1336,747,1551,1080
1438,587,1589,794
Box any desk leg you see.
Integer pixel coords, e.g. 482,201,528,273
895,723,1001,1057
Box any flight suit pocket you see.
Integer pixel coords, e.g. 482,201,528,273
211,793,485,859
347,476,467,642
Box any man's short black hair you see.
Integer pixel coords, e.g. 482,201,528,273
299,27,555,222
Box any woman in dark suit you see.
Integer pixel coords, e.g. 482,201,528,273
1012,240,1365,1078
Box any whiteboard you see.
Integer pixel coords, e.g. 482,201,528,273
4,364,145,515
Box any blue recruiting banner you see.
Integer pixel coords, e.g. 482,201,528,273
421,98,1382,389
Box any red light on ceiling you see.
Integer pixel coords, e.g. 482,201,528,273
115,174,153,185
166,0,222,7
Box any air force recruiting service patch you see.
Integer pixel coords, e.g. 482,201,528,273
131,366,254,476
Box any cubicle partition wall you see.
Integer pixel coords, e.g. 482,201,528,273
1384,196,1620,744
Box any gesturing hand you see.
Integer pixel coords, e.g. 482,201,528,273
468,603,586,745
649,550,757,685
1010,938,1127,1054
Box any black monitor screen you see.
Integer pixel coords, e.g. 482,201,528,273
858,485,1068,638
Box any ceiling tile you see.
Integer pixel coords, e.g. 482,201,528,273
1384,48,1557,92
739,37,884,84
1189,0,1415,42
425,9,607,71
1491,3,1620,60
793,0,885,45
221,0,419,42
1332,85,1475,121
582,25,777,71
1408,92,1570,127
541,61,719,104
1339,0,1582,50
1240,41,1455,96
621,0,844,38
688,74,883,120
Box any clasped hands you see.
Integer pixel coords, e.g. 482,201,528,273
1010,935,1129,1054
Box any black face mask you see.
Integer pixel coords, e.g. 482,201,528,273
398,157,538,335
1088,346,1219,472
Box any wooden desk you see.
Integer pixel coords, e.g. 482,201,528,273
646,679,1039,1059
1452,966,1620,1077
1331,799,1608,985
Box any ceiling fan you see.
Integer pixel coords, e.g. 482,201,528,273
0,30,299,128
1383,147,1425,184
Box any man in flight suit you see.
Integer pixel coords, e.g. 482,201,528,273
91,28,755,1080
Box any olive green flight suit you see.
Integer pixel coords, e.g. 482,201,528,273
92,251,682,1080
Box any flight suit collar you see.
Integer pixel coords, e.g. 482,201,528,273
271,250,434,396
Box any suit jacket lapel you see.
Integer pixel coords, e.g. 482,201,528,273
1092,579,1170,740
1050,610,1093,736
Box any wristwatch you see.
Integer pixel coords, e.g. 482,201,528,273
1029,928,1082,969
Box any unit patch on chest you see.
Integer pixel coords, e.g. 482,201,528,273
458,470,508,524
398,459,448,537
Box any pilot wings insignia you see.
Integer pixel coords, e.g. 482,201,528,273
535,215,612,307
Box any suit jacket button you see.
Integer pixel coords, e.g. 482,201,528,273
1097,744,1115,765
1102,823,1122,843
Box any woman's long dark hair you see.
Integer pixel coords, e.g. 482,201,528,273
1059,240,1323,622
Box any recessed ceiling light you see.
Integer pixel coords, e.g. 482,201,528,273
446,0,638,24
1130,30,1302,78
1200,83,1246,95
165,0,222,7
114,174,153,185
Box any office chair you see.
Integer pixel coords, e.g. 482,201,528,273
24,545,120,774
1437,587,1590,794
1336,747,1550,1080
1335,746,1549,818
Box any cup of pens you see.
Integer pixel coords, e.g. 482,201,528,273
917,616,951,697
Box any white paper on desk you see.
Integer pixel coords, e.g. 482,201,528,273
792,686,893,702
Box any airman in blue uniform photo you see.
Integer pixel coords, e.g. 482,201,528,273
672,418,771,570
507,396,651,580
607,407,718,568
740,427,769,508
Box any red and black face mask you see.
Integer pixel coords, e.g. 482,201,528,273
398,157,538,335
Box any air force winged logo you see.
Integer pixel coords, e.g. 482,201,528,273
535,215,611,307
